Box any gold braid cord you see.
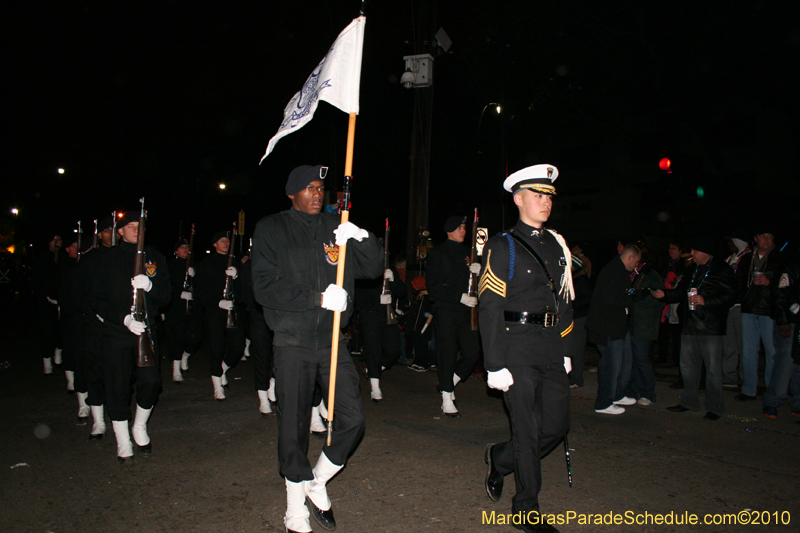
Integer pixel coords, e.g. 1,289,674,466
546,229,575,303
479,250,507,298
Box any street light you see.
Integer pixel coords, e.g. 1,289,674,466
11,208,19,216
57,168,65,174
219,183,227,190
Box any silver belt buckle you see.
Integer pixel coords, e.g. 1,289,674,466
543,312,558,328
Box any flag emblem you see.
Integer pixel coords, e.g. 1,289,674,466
145,261,157,277
324,242,339,265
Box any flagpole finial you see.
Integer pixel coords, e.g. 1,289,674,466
360,1,366,16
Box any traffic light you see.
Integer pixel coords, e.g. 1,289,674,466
659,157,672,173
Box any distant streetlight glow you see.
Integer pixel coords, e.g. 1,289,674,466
11,208,19,215
219,183,226,190
495,105,502,114
57,168,65,174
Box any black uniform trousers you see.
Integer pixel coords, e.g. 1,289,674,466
102,333,162,421
251,310,274,391
37,300,60,360
434,306,480,393
61,314,87,392
163,303,203,361
206,308,246,377
274,342,365,482
491,364,570,513
360,309,401,379
85,317,105,406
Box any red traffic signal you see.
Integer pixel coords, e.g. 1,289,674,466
659,157,672,172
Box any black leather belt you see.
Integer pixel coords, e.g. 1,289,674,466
504,311,559,328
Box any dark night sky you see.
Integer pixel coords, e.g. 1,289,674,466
7,1,800,257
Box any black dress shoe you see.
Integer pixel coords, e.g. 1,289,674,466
667,405,691,413
306,496,336,531
703,412,721,421
484,444,504,502
117,456,135,466
89,433,104,440
136,443,152,458
513,519,560,532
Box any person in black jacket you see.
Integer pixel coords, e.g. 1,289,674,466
354,263,407,402
735,228,784,401
653,236,736,420
163,238,203,383
566,246,592,388
480,164,574,533
31,232,62,375
194,230,245,400
91,210,170,464
251,164,383,533
58,232,89,420
586,245,641,414
427,215,482,418
239,258,275,415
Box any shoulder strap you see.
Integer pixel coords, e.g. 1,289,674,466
508,232,559,307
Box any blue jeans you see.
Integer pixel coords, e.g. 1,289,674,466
594,332,632,410
762,325,797,408
741,313,776,396
679,335,724,415
623,339,656,402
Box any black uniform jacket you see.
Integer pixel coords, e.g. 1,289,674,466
659,259,736,336
251,208,383,350
478,221,573,371
585,255,633,342
427,239,472,313
194,252,242,314
164,255,190,314
91,242,171,340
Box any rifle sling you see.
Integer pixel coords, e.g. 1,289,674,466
508,232,560,310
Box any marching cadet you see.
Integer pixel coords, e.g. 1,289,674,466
480,164,574,533
194,230,245,400
32,231,62,375
77,217,114,439
426,215,482,417
58,232,90,421
163,237,202,383
240,258,276,414
251,164,383,533
91,211,170,464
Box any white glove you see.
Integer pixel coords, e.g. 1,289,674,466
334,221,369,246
188,267,195,277
460,293,478,308
487,369,514,392
47,297,58,305
181,291,193,301
124,315,146,335
380,294,392,305
469,262,481,275
564,357,572,374
132,274,152,292
321,284,348,312
225,266,238,279
218,300,234,310
384,269,394,282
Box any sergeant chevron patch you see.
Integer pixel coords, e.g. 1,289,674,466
479,250,506,298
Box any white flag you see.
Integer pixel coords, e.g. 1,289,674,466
261,16,366,162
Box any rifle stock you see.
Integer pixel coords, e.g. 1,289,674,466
223,222,237,329
382,218,398,325
468,207,479,331
132,198,156,367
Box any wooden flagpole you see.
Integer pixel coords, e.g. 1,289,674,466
326,111,357,446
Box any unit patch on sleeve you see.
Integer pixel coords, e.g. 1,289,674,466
145,260,157,277
324,242,339,265
479,250,507,298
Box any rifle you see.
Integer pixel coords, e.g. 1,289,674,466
76,222,83,263
183,223,195,314
223,222,237,329
131,198,156,367
111,211,118,246
468,207,479,331
382,218,398,325
92,219,98,249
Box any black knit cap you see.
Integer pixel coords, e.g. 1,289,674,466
63,233,80,247
285,165,328,196
211,231,230,245
173,238,190,251
443,215,466,233
688,236,717,255
118,211,141,227
97,217,113,232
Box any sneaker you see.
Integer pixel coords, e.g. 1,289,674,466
763,406,778,419
407,364,428,372
722,383,739,390
595,404,626,415
638,398,653,406
734,393,757,402
613,396,637,406
569,384,579,389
